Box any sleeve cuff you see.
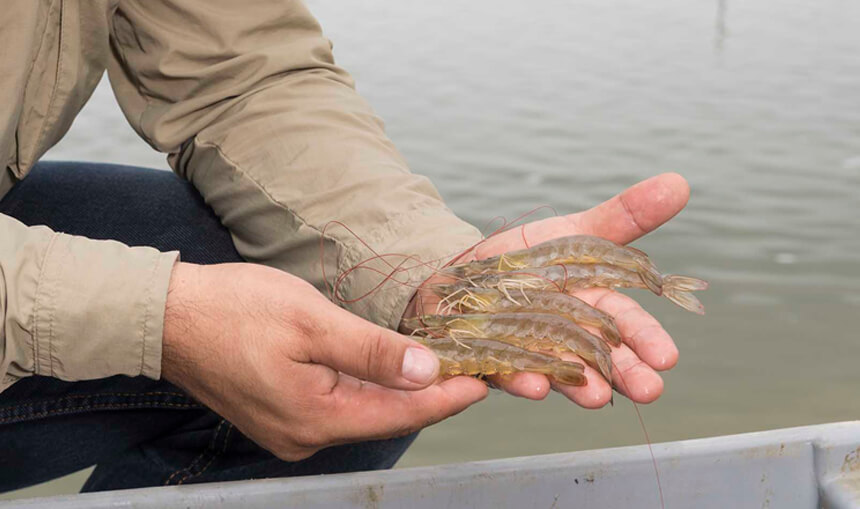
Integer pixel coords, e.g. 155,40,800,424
336,207,482,331
33,232,179,382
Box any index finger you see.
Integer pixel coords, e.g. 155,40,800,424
322,375,488,444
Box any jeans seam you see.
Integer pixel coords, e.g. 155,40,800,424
0,401,200,425
2,391,191,408
0,392,199,425
177,423,234,485
164,419,226,486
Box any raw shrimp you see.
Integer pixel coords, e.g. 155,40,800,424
403,312,612,383
415,336,587,386
443,235,664,294
437,287,622,347
434,264,709,315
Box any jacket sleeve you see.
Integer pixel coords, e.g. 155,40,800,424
106,0,482,330
0,213,178,392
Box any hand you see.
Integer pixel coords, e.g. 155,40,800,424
161,262,487,461
405,173,690,408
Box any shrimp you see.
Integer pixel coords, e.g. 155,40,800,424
437,287,622,347
434,264,709,315
416,336,587,386
443,235,664,294
403,313,612,383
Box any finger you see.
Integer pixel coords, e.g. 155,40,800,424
607,342,664,404
308,308,441,391
485,372,551,400
549,352,614,409
487,353,613,408
324,375,488,443
575,288,679,371
571,172,690,244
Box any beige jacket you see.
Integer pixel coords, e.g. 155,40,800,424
0,0,480,392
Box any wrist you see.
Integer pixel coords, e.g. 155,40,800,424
161,262,200,387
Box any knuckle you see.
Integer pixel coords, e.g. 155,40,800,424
620,358,648,376
592,289,621,312
288,305,328,344
359,329,395,380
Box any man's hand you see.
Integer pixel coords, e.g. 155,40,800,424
407,173,691,409
161,262,487,461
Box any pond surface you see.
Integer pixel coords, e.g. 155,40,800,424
9,0,859,499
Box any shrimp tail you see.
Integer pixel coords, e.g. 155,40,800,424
626,247,663,295
596,354,613,384
637,263,665,296
660,274,708,314
663,274,710,292
548,361,588,386
663,288,706,315
567,340,613,383
599,316,623,347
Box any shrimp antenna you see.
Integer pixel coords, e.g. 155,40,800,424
447,317,485,338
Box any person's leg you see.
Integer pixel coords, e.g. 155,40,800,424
0,161,417,493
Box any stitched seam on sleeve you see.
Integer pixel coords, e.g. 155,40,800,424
192,142,474,328
197,141,355,281
197,141,441,289
139,251,161,376
32,233,60,376
47,257,57,378
199,141,326,237
381,216,470,329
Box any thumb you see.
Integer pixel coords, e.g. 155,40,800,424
573,172,690,244
308,309,440,390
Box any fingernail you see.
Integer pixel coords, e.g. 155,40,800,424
402,347,438,384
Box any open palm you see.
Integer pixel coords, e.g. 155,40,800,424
407,173,691,408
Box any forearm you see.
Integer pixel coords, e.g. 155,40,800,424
108,0,481,328
170,75,483,328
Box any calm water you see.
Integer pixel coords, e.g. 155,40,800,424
7,0,860,499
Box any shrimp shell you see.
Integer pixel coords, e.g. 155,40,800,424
403,312,612,383
434,264,708,315
416,336,587,386
444,235,663,295
440,287,622,347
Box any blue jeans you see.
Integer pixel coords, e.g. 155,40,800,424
0,162,416,493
